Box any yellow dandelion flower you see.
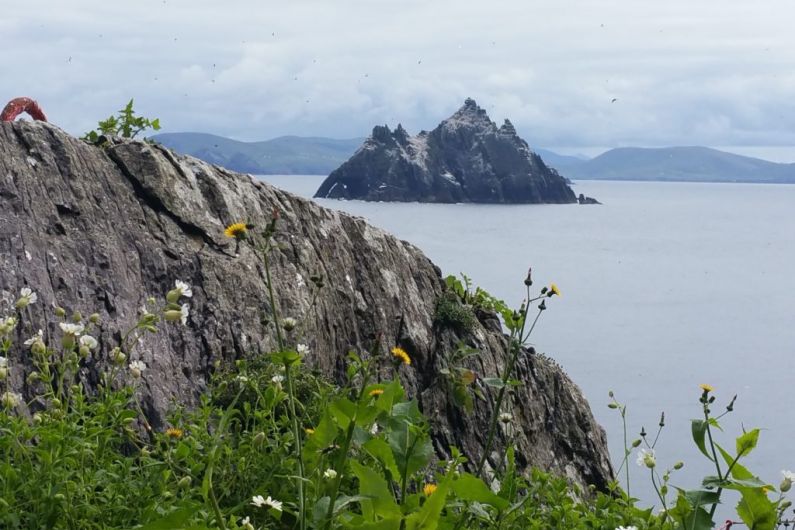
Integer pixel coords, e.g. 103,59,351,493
391,346,411,366
369,388,385,397
224,222,248,239
305,428,315,435
549,284,561,297
423,483,438,496
165,427,184,439
700,384,714,393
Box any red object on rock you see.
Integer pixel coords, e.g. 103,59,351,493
1,97,48,122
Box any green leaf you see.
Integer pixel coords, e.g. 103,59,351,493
482,377,505,389
691,419,714,461
683,489,721,507
350,461,401,521
735,428,760,457
363,437,400,479
736,489,777,530
452,473,509,510
270,349,301,366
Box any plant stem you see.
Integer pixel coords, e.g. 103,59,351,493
285,365,306,530
476,305,543,477
622,406,630,497
261,247,284,351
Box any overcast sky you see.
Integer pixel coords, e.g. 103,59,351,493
3,0,795,159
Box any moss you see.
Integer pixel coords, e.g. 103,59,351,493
434,291,476,333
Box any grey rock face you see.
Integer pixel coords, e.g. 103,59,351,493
315,98,578,204
0,121,611,490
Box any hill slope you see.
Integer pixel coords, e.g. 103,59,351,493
564,146,795,183
152,132,362,174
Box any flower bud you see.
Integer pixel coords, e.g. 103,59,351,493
253,432,266,448
31,340,47,356
51,398,62,409
54,493,66,502
54,306,67,318
89,313,100,324
61,334,76,350
32,412,44,424
781,499,792,510
674,461,684,470
79,345,91,358
72,311,82,323
0,367,7,381
166,289,181,304
111,347,126,365
524,267,533,286
177,476,192,489
608,403,618,409
163,310,182,322
632,439,642,448
781,478,792,493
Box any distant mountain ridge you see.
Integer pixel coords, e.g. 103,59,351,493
152,132,795,184
151,132,362,174
554,146,795,183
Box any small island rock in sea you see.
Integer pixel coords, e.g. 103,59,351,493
315,98,580,204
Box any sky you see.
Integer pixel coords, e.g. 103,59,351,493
3,0,795,160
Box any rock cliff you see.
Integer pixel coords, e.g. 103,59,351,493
0,120,611,489
315,99,578,203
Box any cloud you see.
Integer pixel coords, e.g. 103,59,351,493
2,0,794,151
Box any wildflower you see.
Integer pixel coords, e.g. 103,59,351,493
423,483,438,496
281,317,297,331
1,391,22,408
305,428,315,435
167,280,193,303
224,222,248,239
548,283,561,297
636,448,656,469
370,423,379,435
164,304,189,325
129,360,147,379
369,388,385,397
59,322,84,336
699,384,714,393
781,470,795,492
271,374,285,384
391,346,411,366
616,526,638,530
15,287,37,309
297,343,310,355
111,347,126,365
324,468,338,480
165,427,184,439
24,329,44,348
240,516,255,530
251,495,283,511
80,335,98,350
0,356,7,381
0,316,18,336
499,412,512,424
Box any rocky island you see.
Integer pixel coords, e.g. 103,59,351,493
315,98,579,203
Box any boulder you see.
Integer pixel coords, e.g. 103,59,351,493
0,120,612,489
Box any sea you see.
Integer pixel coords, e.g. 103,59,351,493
259,174,795,514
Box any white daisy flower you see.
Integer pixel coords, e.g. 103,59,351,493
24,330,44,347
297,344,310,356
174,280,193,298
129,360,147,379
1,391,22,408
251,495,283,511
323,468,338,479
79,335,98,350
15,287,37,309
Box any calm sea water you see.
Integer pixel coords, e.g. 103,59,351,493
260,174,795,511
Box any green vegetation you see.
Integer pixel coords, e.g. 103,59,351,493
82,99,161,143
1,214,793,530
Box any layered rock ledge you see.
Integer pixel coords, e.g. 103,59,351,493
315,98,578,204
0,120,611,489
